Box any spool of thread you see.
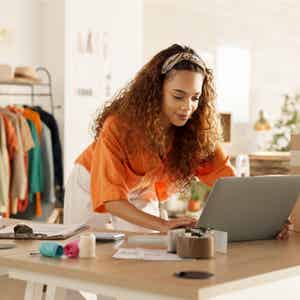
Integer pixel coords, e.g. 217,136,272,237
39,242,64,258
64,240,80,258
167,228,185,253
176,234,215,259
79,233,96,258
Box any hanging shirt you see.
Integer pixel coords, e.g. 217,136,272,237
0,115,10,213
27,120,44,202
0,109,27,202
7,110,35,215
17,113,35,152
32,107,63,201
1,114,18,160
7,107,35,152
17,154,29,214
75,116,236,213
41,122,55,203
22,108,42,140
0,113,18,216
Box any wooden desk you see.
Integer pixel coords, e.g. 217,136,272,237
1,230,300,299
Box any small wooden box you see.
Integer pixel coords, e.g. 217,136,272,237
176,235,214,259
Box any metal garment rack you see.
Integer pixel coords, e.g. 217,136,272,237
0,67,61,114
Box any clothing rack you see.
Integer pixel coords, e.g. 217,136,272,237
0,67,61,114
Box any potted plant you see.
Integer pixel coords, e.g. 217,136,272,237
187,177,211,212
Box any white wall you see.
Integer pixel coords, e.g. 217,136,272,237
40,0,65,148
0,0,42,103
64,0,143,178
0,0,41,66
143,0,300,154
0,0,64,127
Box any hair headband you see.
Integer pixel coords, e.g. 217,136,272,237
161,52,207,74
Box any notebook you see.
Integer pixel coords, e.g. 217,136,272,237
0,221,88,240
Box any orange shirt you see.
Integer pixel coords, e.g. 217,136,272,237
22,108,42,140
8,106,42,141
76,116,235,213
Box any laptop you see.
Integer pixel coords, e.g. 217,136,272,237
198,175,300,242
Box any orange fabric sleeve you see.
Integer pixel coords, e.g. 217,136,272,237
90,118,129,213
22,108,42,140
155,181,169,201
196,144,236,187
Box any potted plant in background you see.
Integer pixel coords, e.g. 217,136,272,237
269,94,300,151
186,177,211,214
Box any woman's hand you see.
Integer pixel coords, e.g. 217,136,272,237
276,218,293,240
105,200,197,233
161,216,197,233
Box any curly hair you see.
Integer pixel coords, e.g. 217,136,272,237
93,44,221,187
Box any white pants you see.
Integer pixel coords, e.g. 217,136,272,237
64,165,161,299
64,164,160,232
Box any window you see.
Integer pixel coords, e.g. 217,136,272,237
216,46,251,123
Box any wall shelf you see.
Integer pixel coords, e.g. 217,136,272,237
0,67,61,114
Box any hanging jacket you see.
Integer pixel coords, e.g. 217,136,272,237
32,106,63,202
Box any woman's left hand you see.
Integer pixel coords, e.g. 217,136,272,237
276,218,293,240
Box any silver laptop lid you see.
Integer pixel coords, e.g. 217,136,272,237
198,176,300,242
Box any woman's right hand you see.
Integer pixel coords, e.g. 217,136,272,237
161,216,197,233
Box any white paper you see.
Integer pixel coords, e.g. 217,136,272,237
113,248,183,261
127,235,167,246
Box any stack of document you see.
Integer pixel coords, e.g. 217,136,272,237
0,221,88,240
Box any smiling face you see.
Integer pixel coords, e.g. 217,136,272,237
161,70,204,128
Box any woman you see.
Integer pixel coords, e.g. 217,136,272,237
64,44,290,238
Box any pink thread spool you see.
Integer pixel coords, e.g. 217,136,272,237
64,240,79,258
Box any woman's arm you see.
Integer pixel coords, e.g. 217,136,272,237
196,143,236,186
105,200,196,233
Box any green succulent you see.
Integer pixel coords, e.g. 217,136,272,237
190,177,211,201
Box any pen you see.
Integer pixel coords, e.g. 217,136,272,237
29,251,40,256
